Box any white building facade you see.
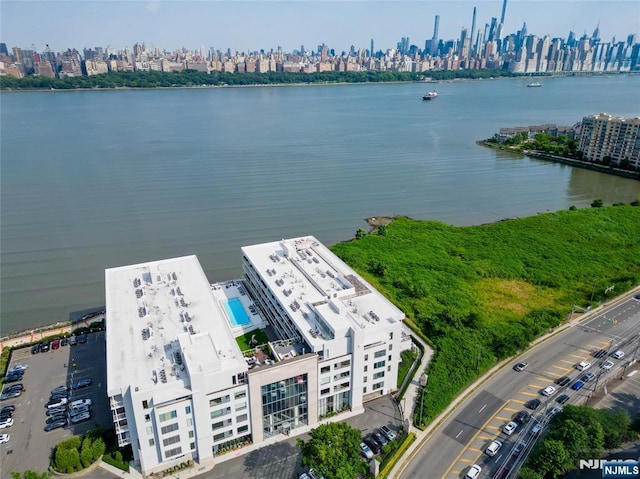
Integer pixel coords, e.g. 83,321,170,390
106,237,409,475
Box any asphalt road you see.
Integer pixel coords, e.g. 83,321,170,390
399,293,640,479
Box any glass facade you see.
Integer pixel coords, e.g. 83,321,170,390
261,374,308,438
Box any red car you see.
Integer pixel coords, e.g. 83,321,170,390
51,339,60,350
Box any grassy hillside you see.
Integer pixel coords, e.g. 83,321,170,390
330,206,640,424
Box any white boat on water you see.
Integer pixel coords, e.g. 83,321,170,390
527,82,542,87
422,91,438,100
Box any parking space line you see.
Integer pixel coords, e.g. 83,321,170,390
496,416,511,421
503,407,519,412
510,399,525,404
551,364,571,372
560,359,575,365
569,353,589,360
529,383,546,389
545,370,563,377
469,448,482,453
520,391,538,397
459,457,471,463
478,435,492,440
536,376,554,383
487,425,500,430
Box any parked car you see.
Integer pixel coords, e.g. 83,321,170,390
72,378,92,390
60,337,69,346
503,421,518,435
360,442,374,459
51,339,60,350
70,412,91,424
3,373,23,384
557,394,570,404
373,430,388,447
485,440,502,457
547,406,563,417
41,342,50,352
0,391,21,401
8,364,28,373
580,372,596,382
465,464,482,479
556,376,571,386
70,405,91,417
526,399,541,410
572,380,585,390
364,437,381,455
612,350,625,360
0,418,14,429
495,466,510,479
0,433,9,444
0,406,15,415
2,384,23,394
46,406,67,416
380,425,397,441
44,419,67,432
530,421,542,435
541,386,557,397
51,385,68,395
69,336,77,346
69,398,92,408
78,334,88,344
31,344,40,354
513,362,528,372
576,361,591,371
46,397,68,409
514,411,531,424
46,414,67,424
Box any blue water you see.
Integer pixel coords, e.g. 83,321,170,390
224,298,250,327
1,76,639,334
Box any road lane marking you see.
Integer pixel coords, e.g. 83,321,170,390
478,404,487,413
455,430,463,439
440,400,508,479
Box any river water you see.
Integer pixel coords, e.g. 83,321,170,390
1,75,639,334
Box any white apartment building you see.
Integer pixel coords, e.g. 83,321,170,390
106,237,409,475
578,113,640,169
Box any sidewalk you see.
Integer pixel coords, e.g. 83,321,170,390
399,333,434,429
0,319,95,351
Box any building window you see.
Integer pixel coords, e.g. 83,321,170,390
363,387,367,393
237,413,248,423
320,376,330,385
211,407,231,419
160,423,179,435
234,390,246,400
188,430,194,438
374,360,385,369
236,401,247,411
389,332,393,340
162,435,181,447
364,365,368,372
373,371,385,379
190,442,196,450
142,400,149,409
388,355,392,361
238,425,249,434
165,446,182,458
388,365,391,372
185,406,191,415
144,414,150,423
187,418,193,427
262,374,309,439
146,426,153,435
374,350,385,358
321,387,330,395
363,376,367,383
389,344,393,351
209,395,230,407
364,354,368,361
373,381,384,390
149,438,155,447
158,411,177,422
320,366,330,374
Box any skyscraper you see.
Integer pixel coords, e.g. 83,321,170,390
431,15,440,55
470,7,477,56
370,38,374,57
500,0,508,25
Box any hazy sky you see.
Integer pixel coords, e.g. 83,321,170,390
1,0,639,53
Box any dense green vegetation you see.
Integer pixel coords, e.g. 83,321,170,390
10,472,50,479
397,349,418,388
51,430,105,473
330,206,640,425
297,422,366,479
0,68,516,90
520,405,638,479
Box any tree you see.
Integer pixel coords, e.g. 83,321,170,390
528,439,573,479
54,447,81,473
547,419,589,457
355,228,366,240
569,205,577,211
378,224,388,236
518,468,543,479
297,422,366,479
591,198,604,208
11,472,50,479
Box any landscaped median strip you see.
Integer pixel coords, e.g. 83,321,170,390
377,433,416,479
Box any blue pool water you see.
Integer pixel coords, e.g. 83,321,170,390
224,297,251,327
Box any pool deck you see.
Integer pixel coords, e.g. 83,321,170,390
210,279,266,337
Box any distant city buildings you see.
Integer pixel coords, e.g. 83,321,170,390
1,8,639,79
577,113,640,169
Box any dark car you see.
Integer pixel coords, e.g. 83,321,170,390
513,362,528,372
556,376,571,386
635,293,640,300
593,349,607,359
0,391,21,401
72,378,92,390
51,385,68,395
60,337,69,347
3,373,23,384
525,399,541,410
373,430,388,447
31,344,40,354
44,419,67,432
0,410,12,420
41,342,50,352
46,406,67,416
512,442,526,456
557,394,570,404
46,414,67,424
364,437,381,455
78,334,88,344
580,372,596,383
0,406,15,414
2,384,23,394
514,411,531,424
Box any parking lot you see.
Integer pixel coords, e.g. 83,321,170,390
0,331,112,478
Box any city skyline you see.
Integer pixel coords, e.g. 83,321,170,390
1,0,639,54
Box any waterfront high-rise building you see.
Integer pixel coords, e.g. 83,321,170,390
106,237,409,476
500,0,508,25
431,14,440,55
578,113,640,169
470,7,477,56
370,38,374,57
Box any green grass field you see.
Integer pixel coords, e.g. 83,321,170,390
331,206,640,424
235,329,270,353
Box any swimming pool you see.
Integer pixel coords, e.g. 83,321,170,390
223,297,251,327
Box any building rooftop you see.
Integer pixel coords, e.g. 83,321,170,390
242,236,405,349
106,255,245,397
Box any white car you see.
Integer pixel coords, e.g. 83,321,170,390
8,364,28,372
503,421,518,435
0,433,9,444
612,350,625,360
576,361,591,371
485,440,503,457
69,398,92,408
541,385,557,397
360,442,374,460
46,397,68,409
465,464,482,479
0,418,14,429
601,360,614,370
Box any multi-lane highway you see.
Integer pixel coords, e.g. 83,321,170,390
399,292,640,479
